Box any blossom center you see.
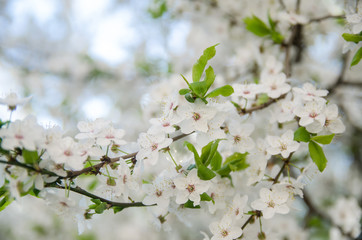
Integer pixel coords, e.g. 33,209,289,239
280,143,287,151
187,184,195,193
192,112,201,121
221,230,229,237
243,90,250,95
105,134,114,139
64,150,73,156
155,190,163,197
234,135,241,143
162,122,170,127
15,134,24,140
268,200,275,208
151,143,158,151
309,112,318,118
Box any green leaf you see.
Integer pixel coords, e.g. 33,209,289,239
95,202,107,214
256,93,269,105
91,199,102,205
148,0,167,19
204,66,216,90
77,233,97,240
308,141,327,172
342,33,362,43
206,85,234,98
311,134,335,145
189,81,209,97
185,93,195,103
22,150,39,164
271,31,284,44
244,15,271,37
217,152,249,177
179,89,191,95
210,151,222,171
112,206,125,214
351,47,362,67
294,127,311,142
184,141,201,165
192,44,218,82
200,192,214,203
268,12,276,31
183,200,200,208
200,139,222,166
197,165,216,180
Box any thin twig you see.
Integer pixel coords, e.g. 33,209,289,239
308,15,345,24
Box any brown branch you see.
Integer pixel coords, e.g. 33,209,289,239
66,132,192,179
239,94,287,115
46,183,149,209
308,15,345,24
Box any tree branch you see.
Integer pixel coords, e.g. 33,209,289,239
46,183,149,209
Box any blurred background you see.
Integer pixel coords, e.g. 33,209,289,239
0,0,361,239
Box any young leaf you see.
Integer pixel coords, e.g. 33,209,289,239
210,151,222,171
201,139,222,166
268,12,276,31
185,93,195,103
351,47,362,67
183,200,201,208
244,15,271,37
204,66,216,90
95,202,108,214
342,33,362,43
200,192,214,203
271,31,284,44
192,44,218,82
112,206,125,214
197,165,216,180
179,88,191,95
189,81,209,97
308,141,327,172
206,85,234,98
311,134,335,145
217,152,249,177
184,141,201,166
22,150,39,164
294,127,311,142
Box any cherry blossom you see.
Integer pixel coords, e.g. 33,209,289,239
173,169,210,206
0,116,44,151
177,99,217,134
209,216,243,240
261,73,291,99
266,130,300,158
293,83,328,102
251,188,290,219
294,101,326,133
0,92,32,110
136,132,172,165
227,121,255,153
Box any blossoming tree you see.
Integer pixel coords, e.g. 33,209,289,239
0,0,361,240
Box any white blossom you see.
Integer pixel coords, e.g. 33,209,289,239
266,130,300,158
209,216,242,240
251,188,290,219
177,99,217,134
136,132,172,165
173,169,210,206
0,92,32,110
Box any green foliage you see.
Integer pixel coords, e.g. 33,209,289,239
183,200,201,208
256,93,269,106
180,45,234,103
0,186,13,212
192,45,218,82
200,192,214,203
77,233,97,240
217,152,249,177
22,149,39,164
351,47,362,67
112,206,125,214
311,134,335,145
342,32,362,43
184,140,226,180
308,141,327,172
148,0,167,18
294,127,311,142
89,199,109,214
244,15,284,44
